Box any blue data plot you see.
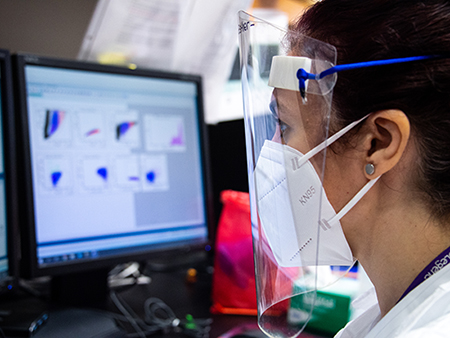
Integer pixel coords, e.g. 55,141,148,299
116,122,136,140
140,155,169,191
97,167,108,181
51,171,62,187
45,110,65,139
146,171,156,183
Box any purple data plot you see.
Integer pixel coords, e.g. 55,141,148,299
97,167,107,181
170,124,184,146
44,110,65,139
51,171,62,187
86,128,100,137
116,122,137,140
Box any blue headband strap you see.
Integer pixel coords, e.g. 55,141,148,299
318,54,444,79
297,54,448,100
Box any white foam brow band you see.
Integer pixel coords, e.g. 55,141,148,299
268,56,312,91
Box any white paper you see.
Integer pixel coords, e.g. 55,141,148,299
79,0,253,124
78,0,190,69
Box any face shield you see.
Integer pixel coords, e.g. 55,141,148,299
238,11,354,338
238,9,450,338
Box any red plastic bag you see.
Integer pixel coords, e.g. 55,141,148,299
211,190,257,315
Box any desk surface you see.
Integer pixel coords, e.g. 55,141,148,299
2,267,331,338
107,266,260,338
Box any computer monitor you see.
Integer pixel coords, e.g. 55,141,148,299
0,49,18,295
14,54,213,304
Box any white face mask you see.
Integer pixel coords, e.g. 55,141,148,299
254,117,379,267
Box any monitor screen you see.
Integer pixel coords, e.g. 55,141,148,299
0,49,17,291
15,54,212,278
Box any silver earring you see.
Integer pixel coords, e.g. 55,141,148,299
365,163,375,175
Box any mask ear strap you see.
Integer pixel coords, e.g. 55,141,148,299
327,176,380,227
295,114,369,168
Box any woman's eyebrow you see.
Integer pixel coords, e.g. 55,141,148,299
273,89,300,121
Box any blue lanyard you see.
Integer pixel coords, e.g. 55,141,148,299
397,245,450,303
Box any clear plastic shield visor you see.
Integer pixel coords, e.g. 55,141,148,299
238,10,354,338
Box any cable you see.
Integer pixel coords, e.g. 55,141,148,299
143,298,212,338
144,297,177,328
109,262,152,289
17,277,50,300
110,291,147,338
110,289,212,337
90,309,158,338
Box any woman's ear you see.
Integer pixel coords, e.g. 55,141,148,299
362,109,410,179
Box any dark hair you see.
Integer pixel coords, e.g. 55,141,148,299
290,0,450,220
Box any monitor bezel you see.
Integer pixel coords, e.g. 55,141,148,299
14,53,214,278
0,49,19,291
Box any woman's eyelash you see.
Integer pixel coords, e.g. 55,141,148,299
269,101,288,134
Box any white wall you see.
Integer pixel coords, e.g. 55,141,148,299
0,0,98,59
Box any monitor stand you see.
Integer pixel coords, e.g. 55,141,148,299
145,250,209,272
50,268,110,308
43,269,127,337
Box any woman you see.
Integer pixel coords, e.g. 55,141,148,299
295,1,450,336
239,0,450,337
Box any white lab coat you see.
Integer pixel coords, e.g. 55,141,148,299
335,264,450,337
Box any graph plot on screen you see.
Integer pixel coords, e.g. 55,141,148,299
80,158,110,189
115,156,140,190
116,121,136,140
86,129,100,137
141,155,169,191
76,111,105,146
51,171,62,187
37,157,72,193
144,114,186,152
44,109,65,139
114,111,139,147
97,167,107,181
39,108,72,146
